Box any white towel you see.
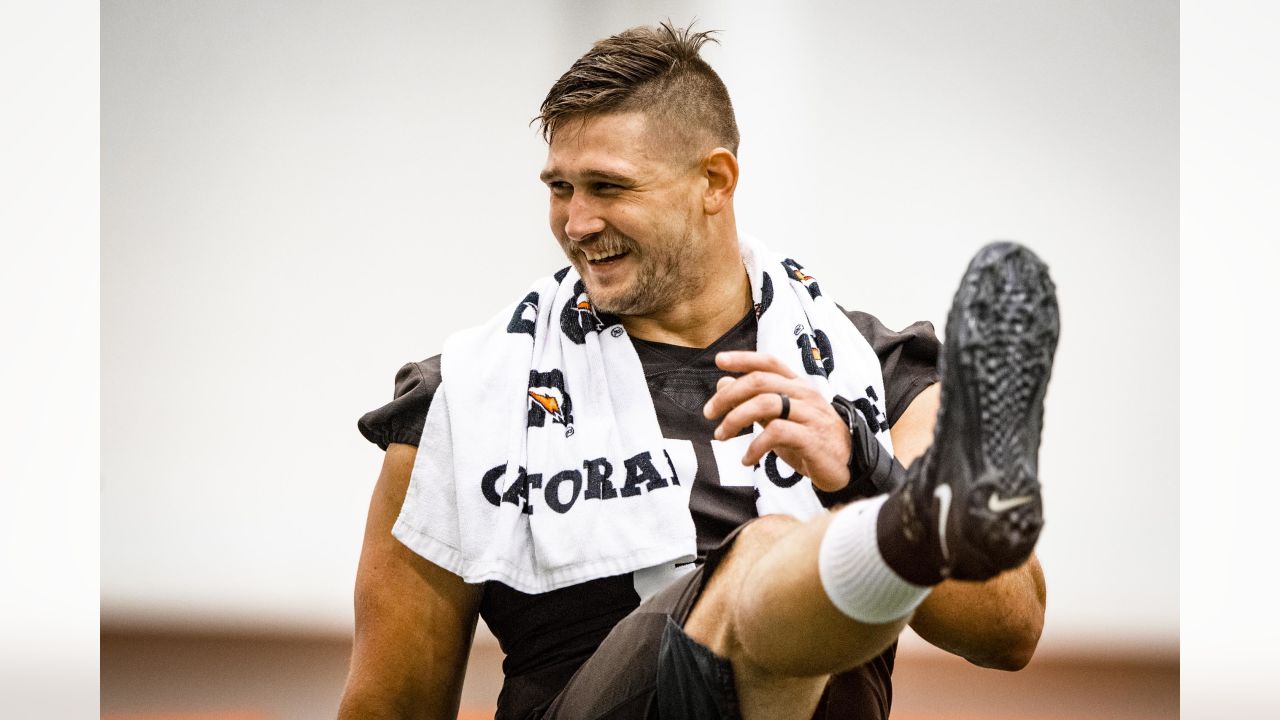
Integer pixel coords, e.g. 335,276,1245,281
392,235,894,594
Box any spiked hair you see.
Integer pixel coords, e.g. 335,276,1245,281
536,21,740,157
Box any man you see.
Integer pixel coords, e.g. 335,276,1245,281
340,22,1056,720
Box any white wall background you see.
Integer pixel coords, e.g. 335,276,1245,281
102,0,1178,654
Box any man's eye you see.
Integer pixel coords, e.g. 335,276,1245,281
549,182,572,195
593,183,621,193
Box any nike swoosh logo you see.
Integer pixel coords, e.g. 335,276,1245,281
933,484,952,561
988,493,1036,513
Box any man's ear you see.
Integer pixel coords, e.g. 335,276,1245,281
702,148,738,215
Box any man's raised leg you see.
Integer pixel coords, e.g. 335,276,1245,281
682,508,918,718
686,242,1060,718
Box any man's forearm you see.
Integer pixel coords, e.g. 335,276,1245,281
908,553,1046,670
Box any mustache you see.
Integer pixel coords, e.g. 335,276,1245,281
573,231,634,257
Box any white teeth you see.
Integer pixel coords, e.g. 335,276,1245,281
586,251,626,262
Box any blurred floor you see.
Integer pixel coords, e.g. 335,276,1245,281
101,630,1177,719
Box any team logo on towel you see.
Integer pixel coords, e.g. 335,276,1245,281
528,369,574,436
506,292,540,337
781,258,822,299
853,385,889,433
796,328,835,377
755,273,774,318
560,279,621,344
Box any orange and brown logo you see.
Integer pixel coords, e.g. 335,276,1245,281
782,258,823,299
527,369,574,436
560,279,621,344
796,328,835,377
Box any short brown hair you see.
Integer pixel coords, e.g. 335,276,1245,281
536,21,741,157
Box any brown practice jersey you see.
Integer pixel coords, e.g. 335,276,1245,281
358,308,940,720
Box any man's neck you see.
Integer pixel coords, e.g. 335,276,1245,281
620,254,753,348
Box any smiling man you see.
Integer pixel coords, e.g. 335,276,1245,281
340,23,1058,720
540,110,750,349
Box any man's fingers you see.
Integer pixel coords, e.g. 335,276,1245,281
741,420,804,466
705,371,792,420
714,350,798,380
714,391,809,441
703,370,812,420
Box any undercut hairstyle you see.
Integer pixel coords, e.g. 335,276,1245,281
536,21,741,158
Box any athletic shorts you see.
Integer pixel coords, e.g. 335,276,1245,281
534,522,748,720
531,518,895,720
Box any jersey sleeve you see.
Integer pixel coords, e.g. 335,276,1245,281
356,355,442,450
842,308,941,427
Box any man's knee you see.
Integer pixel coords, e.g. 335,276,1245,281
713,514,804,589
740,513,804,545
683,514,804,657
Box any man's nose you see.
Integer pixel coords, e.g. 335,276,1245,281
564,193,605,243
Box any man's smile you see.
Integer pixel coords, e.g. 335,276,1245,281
585,250,629,265
581,249,633,285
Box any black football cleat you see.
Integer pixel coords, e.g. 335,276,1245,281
879,241,1060,585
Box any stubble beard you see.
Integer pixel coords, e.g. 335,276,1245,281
570,227,702,317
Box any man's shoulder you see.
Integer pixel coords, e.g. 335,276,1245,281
836,306,938,353
840,307,884,341
357,354,443,450
399,354,442,396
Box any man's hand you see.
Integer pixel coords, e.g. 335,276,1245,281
702,350,852,492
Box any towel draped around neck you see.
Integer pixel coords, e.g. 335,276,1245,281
392,235,894,594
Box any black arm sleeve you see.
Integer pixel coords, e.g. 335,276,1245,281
356,355,442,450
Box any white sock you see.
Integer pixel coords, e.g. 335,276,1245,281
818,495,932,624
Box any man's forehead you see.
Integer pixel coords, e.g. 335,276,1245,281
541,112,659,180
